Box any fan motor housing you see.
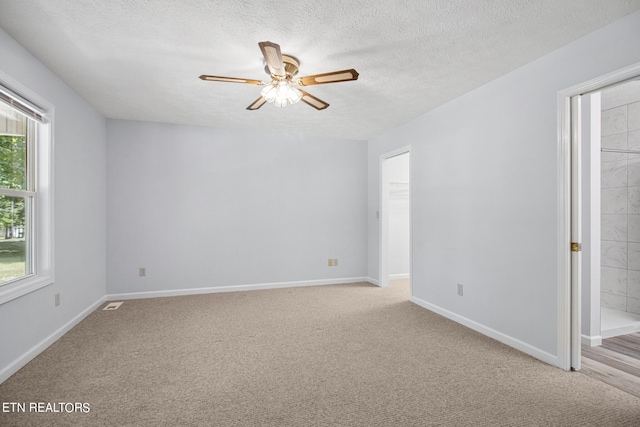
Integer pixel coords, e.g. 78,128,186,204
264,54,299,77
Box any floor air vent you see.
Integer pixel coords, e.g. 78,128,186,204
103,302,123,311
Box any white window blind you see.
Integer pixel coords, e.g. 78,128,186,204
0,84,46,123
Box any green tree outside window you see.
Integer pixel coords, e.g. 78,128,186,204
0,134,27,282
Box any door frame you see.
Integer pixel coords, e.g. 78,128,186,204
379,146,412,290
558,62,640,371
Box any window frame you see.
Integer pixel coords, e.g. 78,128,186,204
0,77,54,305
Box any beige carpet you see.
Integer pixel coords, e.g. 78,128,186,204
1,280,639,426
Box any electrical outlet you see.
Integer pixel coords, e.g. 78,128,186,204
139,267,146,277
54,293,60,306
328,259,333,267
457,283,464,296
333,258,338,266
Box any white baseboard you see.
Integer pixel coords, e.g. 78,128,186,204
389,273,409,280
107,277,371,301
602,323,640,339
410,295,561,369
367,277,381,287
0,295,107,384
581,334,602,347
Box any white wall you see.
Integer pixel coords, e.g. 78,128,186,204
106,120,368,296
0,28,107,381
368,10,640,366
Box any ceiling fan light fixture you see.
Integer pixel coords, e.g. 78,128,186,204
260,80,302,108
200,41,358,111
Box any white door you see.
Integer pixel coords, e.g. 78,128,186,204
570,95,582,370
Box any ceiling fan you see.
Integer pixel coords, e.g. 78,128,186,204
199,41,359,111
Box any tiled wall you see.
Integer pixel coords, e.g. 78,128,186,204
601,99,640,314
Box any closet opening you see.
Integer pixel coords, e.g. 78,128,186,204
379,148,411,299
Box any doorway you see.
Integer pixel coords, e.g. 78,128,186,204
379,148,411,297
584,80,640,345
560,63,640,371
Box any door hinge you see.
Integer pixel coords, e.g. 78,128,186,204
571,242,582,252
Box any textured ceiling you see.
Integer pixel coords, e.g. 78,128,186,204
1,0,640,140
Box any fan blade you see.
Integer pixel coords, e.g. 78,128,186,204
199,75,263,84
247,96,267,110
258,41,286,77
299,90,329,110
296,69,359,86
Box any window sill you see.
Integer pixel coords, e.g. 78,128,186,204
0,275,54,305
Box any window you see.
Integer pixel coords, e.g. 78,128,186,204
0,104,33,284
0,81,53,305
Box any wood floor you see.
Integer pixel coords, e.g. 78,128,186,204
581,332,640,398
